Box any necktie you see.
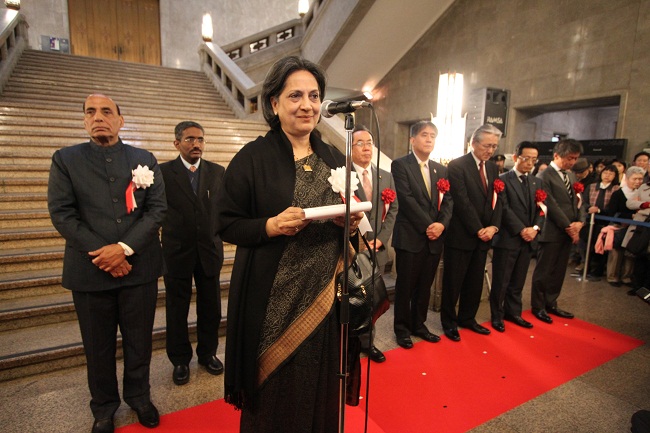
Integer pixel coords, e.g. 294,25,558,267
421,162,431,198
520,174,530,210
362,169,372,201
560,170,572,197
188,166,198,194
479,161,488,193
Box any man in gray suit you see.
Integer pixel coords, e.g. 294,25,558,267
48,94,166,433
351,125,398,362
490,141,544,332
531,139,585,324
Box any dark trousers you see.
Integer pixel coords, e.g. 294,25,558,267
164,259,221,366
531,238,571,312
72,281,158,420
441,246,488,329
490,245,533,320
393,247,441,338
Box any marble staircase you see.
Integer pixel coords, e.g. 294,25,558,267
0,50,269,381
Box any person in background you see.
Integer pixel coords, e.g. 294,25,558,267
391,120,452,349
580,164,620,280
531,139,585,324
492,154,507,174
160,121,225,386
48,94,166,433
573,158,598,187
351,124,398,363
216,56,364,433
441,124,503,341
593,159,606,176
632,151,650,183
533,161,548,178
490,141,543,332
612,159,626,184
605,166,644,286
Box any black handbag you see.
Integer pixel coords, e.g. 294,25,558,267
625,216,650,255
336,233,390,337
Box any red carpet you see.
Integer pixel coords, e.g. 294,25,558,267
118,312,642,433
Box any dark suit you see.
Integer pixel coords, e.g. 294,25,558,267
48,139,166,419
391,154,452,339
441,153,502,330
490,171,544,321
531,164,585,312
160,156,225,366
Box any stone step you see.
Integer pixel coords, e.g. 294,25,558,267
0,209,53,229
0,244,235,275
0,297,229,382
0,178,48,194
0,226,64,249
0,193,47,211
0,276,232,332
0,164,51,179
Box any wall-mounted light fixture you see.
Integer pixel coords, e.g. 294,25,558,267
202,13,213,42
298,0,309,17
4,0,20,10
431,72,466,162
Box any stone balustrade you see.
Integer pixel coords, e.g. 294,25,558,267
0,9,28,94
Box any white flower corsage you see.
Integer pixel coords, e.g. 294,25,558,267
327,166,359,194
126,164,155,214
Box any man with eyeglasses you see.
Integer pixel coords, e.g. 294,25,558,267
350,125,398,362
441,124,503,342
392,120,452,350
160,121,225,385
489,141,543,332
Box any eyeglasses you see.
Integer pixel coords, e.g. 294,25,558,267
353,141,373,148
518,156,538,163
183,137,205,144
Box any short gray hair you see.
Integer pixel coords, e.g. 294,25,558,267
626,166,645,178
470,124,502,144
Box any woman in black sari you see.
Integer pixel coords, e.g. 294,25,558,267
216,56,363,433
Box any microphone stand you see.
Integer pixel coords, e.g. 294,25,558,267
337,113,355,433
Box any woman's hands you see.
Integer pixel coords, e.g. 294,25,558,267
333,211,364,233
266,207,311,237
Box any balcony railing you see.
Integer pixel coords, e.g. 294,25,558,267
0,9,28,94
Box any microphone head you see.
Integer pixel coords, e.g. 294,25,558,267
320,100,335,118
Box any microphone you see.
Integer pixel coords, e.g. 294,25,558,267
320,100,371,118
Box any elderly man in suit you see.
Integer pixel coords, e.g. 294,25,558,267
351,124,398,362
48,94,166,433
490,141,544,332
531,139,585,323
391,120,452,349
441,124,503,342
160,121,225,385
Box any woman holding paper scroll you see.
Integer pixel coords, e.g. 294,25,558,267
216,55,363,433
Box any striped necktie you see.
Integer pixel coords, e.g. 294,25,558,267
560,170,572,197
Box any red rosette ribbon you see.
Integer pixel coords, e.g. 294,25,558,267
436,178,450,211
381,188,396,222
535,189,547,216
573,182,584,208
492,179,505,209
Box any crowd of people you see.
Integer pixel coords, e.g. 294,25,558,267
46,55,649,433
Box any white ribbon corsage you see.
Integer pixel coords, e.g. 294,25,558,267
126,164,155,214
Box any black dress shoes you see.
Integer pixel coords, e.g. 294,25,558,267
92,418,114,433
365,345,386,363
503,314,533,328
491,320,505,333
414,330,441,343
396,337,413,349
132,402,160,428
463,323,491,335
172,364,189,386
533,310,553,324
547,307,574,319
198,356,224,375
443,328,461,342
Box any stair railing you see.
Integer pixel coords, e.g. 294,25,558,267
199,42,262,120
0,9,28,95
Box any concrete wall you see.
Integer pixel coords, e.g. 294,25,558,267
3,0,299,71
372,0,650,161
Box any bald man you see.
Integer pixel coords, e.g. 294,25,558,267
48,94,166,433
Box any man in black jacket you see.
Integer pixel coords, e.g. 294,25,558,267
161,121,225,385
